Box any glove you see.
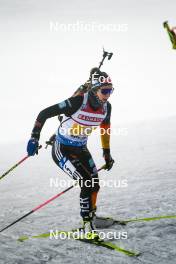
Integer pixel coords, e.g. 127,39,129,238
103,149,114,171
27,138,39,156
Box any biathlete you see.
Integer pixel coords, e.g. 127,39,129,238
27,69,115,238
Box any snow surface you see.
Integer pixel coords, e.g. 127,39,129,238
0,117,176,264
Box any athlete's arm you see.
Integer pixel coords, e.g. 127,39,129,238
100,102,111,150
100,102,114,170
31,96,83,140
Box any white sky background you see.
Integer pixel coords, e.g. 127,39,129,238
0,0,176,143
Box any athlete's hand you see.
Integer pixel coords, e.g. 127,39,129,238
27,138,39,156
103,149,114,171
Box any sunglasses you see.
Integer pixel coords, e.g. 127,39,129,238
100,88,114,95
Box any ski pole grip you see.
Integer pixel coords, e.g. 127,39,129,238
36,145,42,152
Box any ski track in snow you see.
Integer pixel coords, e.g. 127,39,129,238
0,117,176,264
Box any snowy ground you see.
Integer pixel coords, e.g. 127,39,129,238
0,117,176,264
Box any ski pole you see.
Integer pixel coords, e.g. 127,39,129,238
0,165,105,233
0,146,42,181
0,156,29,181
0,183,77,233
98,48,113,69
79,163,106,176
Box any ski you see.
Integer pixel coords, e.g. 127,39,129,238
78,238,140,256
18,229,140,257
94,216,126,227
114,214,176,224
88,214,176,229
95,214,176,227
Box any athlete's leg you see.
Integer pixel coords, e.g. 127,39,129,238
52,141,100,220
52,140,83,180
73,148,100,219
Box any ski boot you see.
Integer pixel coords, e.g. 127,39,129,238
82,217,100,241
90,207,115,228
